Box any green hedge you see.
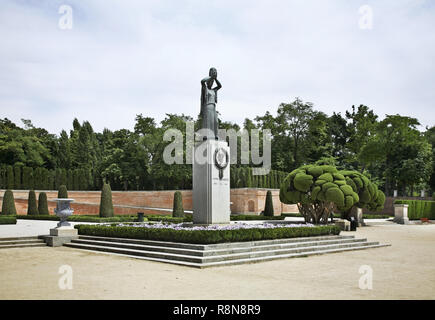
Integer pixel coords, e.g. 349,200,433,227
230,214,285,221
0,215,17,225
17,215,140,223
282,213,392,219
394,200,435,220
74,224,341,244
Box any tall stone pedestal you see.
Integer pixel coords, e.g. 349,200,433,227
394,204,409,225
193,139,230,225
45,227,78,247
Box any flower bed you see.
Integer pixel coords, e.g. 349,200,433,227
74,222,340,244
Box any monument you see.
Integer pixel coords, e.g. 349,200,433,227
193,68,231,224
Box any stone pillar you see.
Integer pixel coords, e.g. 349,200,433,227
193,139,230,225
393,204,409,225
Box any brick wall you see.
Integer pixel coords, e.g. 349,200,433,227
0,189,299,216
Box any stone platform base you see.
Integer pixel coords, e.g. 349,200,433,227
43,227,78,247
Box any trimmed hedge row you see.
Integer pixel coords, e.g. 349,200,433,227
74,224,341,244
282,213,392,219
230,214,285,221
0,215,17,225
17,215,140,223
394,200,435,220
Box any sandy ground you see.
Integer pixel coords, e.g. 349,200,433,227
0,223,434,300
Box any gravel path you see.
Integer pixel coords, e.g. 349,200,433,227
0,222,434,299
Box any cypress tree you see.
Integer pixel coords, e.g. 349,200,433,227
61,169,67,187
22,167,30,189
27,190,38,215
58,185,68,198
0,167,6,189
6,166,14,190
67,169,74,190
246,167,252,188
13,165,21,189
1,190,17,215
264,190,274,217
55,168,62,189
73,169,80,190
172,191,184,217
28,167,34,190
38,192,49,215
99,183,114,217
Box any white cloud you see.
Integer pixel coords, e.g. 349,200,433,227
0,0,434,134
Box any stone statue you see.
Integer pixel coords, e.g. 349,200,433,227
200,67,222,140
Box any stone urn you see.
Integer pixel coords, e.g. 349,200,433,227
54,198,74,227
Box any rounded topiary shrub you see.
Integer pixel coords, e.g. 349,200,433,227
264,190,274,217
339,170,386,219
99,183,114,217
172,191,184,218
58,185,68,198
38,192,49,215
1,190,17,215
27,190,38,215
280,164,359,224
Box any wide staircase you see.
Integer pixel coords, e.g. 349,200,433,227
64,235,389,268
0,236,46,249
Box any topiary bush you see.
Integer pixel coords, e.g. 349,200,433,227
172,191,184,218
1,190,17,215
339,171,386,220
99,183,114,217
27,190,38,215
58,185,68,198
279,165,359,224
264,190,274,217
38,192,49,215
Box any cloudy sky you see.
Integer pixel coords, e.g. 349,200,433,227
0,0,434,134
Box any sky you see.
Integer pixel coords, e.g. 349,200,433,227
0,0,434,135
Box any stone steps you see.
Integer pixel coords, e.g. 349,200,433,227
64,235,390,268
0,236,46,249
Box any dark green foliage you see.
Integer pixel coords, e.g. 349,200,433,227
6,166,14,190
27,190,38,215
394,200,435,220
172,191,184,217
99,183,114,217
17,214,139,222
339,171,386,219
75,224,340,244
280,164,359,224
57,185,68,198
264,190,274,217
13,165,21,189
1,190,17,215
0,215,17,224
38,192,49,215
230,214,285,221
